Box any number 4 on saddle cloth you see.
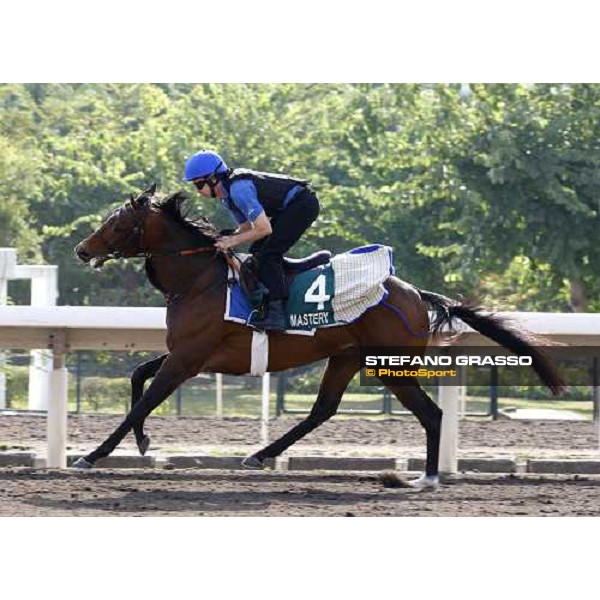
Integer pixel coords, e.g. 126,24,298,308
224,244,395,335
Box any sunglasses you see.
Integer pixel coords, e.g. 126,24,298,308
192,179,208,191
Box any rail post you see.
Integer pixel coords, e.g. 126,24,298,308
47,331,68,468
439,349,459,474
593,357,599,422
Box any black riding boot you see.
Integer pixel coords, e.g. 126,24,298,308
251,299,287,332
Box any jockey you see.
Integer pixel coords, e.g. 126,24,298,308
184,149,320,332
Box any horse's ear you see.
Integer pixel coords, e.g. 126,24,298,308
129,193,149,210
144,183,157,197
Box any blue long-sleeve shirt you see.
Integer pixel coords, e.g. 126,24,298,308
221,179,303,225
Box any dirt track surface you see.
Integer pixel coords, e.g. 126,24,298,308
1,468,600,516
2,415,600,516
1,413,598,453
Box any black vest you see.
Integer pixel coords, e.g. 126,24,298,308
225,168,309,216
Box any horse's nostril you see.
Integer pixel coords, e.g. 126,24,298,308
75,245,90,261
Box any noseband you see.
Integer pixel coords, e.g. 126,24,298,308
103,206,146,259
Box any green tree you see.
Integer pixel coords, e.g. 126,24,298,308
455,83,600,311
3,82,600,314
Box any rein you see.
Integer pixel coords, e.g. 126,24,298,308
104,244,217,263
144,245,216,258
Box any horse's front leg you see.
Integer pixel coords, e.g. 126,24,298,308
73,352,201,468
130,354,168,455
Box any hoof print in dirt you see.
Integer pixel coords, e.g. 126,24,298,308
379,471,411,488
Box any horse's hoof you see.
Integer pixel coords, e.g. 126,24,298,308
72,457,94,469
137,435,150,456
409,474,439,490
241,455,265,470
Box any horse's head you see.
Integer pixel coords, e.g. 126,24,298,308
75,184,156,269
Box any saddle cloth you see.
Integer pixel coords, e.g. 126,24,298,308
224,244,395,335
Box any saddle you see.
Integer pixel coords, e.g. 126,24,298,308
282,250,332,273
239,250,332,309
224,244,394,333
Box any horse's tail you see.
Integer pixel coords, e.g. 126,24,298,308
418,289,566,396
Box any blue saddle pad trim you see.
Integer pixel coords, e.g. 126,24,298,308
228,281,254,323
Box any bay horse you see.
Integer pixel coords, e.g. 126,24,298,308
73,185,565,487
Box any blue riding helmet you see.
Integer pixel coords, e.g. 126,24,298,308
184,150,228,181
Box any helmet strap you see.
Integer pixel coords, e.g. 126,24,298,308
207,176,219,198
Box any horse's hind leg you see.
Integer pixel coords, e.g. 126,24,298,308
130,354,168,455
384,379,442,486
242,352,361,469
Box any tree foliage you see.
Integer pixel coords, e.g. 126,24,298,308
1,83,599,311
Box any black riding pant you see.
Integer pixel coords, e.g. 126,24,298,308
250,189,320,300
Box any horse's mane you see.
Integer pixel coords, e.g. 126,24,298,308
153,191,219,245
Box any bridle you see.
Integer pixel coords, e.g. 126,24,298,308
98,204,218,265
